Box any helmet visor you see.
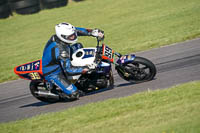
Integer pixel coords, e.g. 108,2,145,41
61,33,77,42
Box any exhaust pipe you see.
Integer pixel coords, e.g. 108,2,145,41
35,91,59,100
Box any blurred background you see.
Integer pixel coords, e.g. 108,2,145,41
0,0,84,18
0,0,200,83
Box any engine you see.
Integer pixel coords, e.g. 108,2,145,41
71,46,111,92
75,72,108,92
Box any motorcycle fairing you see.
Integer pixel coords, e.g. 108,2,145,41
14,60,43,80
97,62,111,74
71,48,96,66
116,54,136,65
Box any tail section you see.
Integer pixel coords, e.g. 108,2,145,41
14,60,43,80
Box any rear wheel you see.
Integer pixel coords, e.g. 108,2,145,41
30,81,60,103
0,3,11,19
41,0,68,9
15,5,40,14
10,0,40,15
117,56,156,83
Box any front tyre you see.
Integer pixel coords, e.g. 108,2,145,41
108,69,114,89
117,56,156,83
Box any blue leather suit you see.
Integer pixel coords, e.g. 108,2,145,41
42,27,93,95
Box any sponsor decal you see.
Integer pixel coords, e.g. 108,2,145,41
18,60,41,71
66,84,74,91
128,55,132,60
120,56,126,63
34,62,40,70
83,49,95,58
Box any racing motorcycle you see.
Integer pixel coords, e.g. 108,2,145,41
14,38,156,103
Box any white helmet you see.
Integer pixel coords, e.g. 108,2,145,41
55,22,78,44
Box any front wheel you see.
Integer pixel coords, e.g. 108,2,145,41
108,69,114,89
117,56,156,83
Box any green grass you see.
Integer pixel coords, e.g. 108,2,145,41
0,0,200,82
0,81,200,133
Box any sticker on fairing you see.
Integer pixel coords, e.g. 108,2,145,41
17,60,41,72
29,72,41,80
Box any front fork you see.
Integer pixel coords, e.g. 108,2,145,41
115,65,132,78
114,53,136,77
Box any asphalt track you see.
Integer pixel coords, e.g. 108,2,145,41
0,38,200,123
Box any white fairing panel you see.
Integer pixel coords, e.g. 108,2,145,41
70,48,96,80
71,48,96,66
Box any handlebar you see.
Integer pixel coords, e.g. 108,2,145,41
95,38,103,63
96,37,103,54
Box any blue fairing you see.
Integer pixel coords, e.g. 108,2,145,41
117,54,136,65
97,62,111,73
82,49,95,59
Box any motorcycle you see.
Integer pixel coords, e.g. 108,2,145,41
14,37,156,103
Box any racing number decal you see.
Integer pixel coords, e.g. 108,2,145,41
104,46,113,59
102,45,114,63
29,72,41,80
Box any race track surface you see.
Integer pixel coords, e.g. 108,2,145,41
0,38,200,123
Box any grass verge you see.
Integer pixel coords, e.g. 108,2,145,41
0,81,200,133
0,0,200,82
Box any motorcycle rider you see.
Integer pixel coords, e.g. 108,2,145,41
42,22,104,98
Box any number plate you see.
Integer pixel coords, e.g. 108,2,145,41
102,44,114,62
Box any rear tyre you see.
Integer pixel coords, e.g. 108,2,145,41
15,5,40,14
117,56,156,83
41,0,68,9
30,81,60,103
0,3,11,19
73,0,84,2
0,0,7,5
10,0,40,15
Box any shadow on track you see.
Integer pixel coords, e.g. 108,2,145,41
19,88,115,108
20,101,50,108
19,82,137,108
116,82,134,87
116,78,157,88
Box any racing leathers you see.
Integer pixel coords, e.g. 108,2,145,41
42,27,97,95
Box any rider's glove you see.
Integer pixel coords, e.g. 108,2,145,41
82,67,89,74
87,63,97,70
82,63,97,74
91,29,104,40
